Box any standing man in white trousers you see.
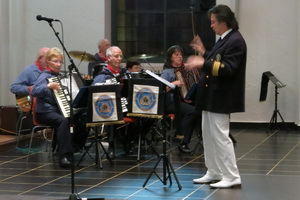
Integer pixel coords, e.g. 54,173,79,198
187,4,247,188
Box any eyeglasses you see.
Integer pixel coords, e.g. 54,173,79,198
49,60,64,65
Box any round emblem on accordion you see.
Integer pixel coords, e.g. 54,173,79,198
95,95,115,119
135,87,156,111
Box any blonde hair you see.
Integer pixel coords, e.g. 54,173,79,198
45,47,63,62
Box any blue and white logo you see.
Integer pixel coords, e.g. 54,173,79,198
95,95,114,119
135,88,156,111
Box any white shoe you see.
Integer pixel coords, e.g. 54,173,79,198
210,178,241,189
193,175,222,184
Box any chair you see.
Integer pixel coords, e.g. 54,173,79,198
16,110,30,147
15,95,33,147
27,97,54,160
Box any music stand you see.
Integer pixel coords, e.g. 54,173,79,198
127,75,181,189
125,78,164,160
260,71,289,133
76,85,124,167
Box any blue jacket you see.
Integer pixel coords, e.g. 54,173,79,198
160,68,176,105
92,66,126,85
10,64,43,96
31,72,61,114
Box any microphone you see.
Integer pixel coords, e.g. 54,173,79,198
36,15,60,22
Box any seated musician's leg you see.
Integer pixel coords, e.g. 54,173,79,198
165,102,184,140
73,108,89,151
36,112,73,168
141,118,156,142
123,122,138,155
106,125,115,159
177,103,202,154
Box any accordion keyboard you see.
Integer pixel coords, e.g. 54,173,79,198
47,76,71,118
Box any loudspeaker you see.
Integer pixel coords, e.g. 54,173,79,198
200,0,216,11
0,106,34,134
0,106,18,134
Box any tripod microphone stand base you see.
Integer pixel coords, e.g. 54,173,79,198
143,120,182,190
143,153,182,190
69,193,80,200
266,109,289,133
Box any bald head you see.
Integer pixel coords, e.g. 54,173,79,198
98,39,111,53
36,47,50,69
37,47,49,58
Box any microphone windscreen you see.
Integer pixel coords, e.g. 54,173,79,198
36,15,42,21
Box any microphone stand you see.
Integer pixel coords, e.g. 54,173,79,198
141,59,159,74
46,21,81,200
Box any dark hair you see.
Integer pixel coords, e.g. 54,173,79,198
163,45,183,69
208,4,239,31
126,60,140,70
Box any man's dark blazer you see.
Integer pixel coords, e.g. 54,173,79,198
195,30,247,114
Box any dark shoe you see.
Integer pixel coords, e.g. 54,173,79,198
59,156,71,168
108,151,115,159
124,141,134,155
178,143,192,153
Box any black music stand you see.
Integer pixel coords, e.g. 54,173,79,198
126,76,181,190
76,85,124,167
77,123,113,168
260,71,289,133
125,78,164,160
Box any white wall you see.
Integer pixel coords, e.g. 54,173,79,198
218,0,300,124
0,0,108,105
1,0,300,125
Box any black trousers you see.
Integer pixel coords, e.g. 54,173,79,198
165,102,201,144
36,112,73,155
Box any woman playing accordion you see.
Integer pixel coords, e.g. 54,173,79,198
160,45,201,153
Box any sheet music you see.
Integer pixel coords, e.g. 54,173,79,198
145,70,175,89
61,72,83,99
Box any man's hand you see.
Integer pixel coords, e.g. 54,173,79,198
190,34,206,56
185,55,205,70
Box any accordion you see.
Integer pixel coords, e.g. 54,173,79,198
174,66,200,100
47,75,71,118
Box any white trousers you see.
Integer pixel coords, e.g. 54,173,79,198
202,111,240,181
